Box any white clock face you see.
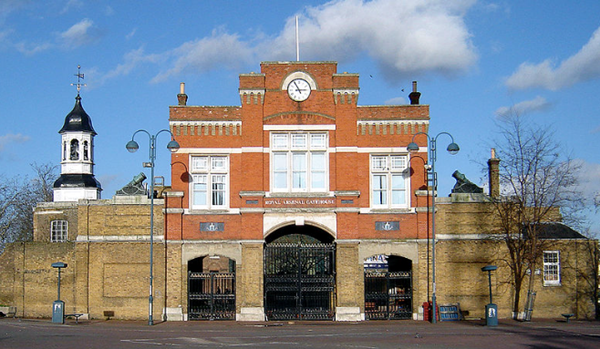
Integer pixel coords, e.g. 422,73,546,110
287,78,311,101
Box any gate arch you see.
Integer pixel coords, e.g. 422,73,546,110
264,224,336,320
364,255,412,320
264,220,336,242
188,255,236,320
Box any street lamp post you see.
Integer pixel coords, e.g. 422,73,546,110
126,129,179,326
407,132,459,323
51,262,67,324
482,265,498,326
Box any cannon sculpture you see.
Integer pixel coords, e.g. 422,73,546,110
115,172,147,196
451,170,483,194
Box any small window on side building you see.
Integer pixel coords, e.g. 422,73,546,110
543,251,560,286
51,220,68,242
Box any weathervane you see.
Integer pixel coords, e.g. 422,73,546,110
71,65,86,96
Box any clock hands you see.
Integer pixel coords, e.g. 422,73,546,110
287,78,310,101
293,81,305,93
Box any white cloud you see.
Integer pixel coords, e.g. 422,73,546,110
385,96,407,105
14,41,52,55
266,0,478,82
151,29,254,83
125,28,137,40
495,96,552,119
0,0,26,22
0,28,12,43
573,159,600,206
0,133,30,152
59,0,83,15
59,18,100,48
132,0,478,84
506,26,600,90
104,5,115,16
100,47,162,84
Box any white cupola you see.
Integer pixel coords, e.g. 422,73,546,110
53,92,102,202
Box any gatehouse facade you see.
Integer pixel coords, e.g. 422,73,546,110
0,61,596,322
164,61,430,321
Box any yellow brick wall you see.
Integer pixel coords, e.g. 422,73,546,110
238,243,263,310
33,202,78,241
336,242,362,308
2,192,595,321
432,197,597,320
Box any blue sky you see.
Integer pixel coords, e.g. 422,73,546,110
1,0,599,233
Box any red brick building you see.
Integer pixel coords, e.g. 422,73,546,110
165,61,432,321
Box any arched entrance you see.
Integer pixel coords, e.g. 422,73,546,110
264,224,336,320
364,255,412,320
188,255,236,320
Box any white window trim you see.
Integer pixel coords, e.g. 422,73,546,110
189,155,229,210
370,154,410,209
270,132,329,193
51,220,68,242
543,250,561,286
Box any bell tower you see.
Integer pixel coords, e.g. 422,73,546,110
53,66,102,202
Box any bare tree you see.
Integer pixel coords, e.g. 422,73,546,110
491,115,582,319
0,163,57,252
572,228,599,319
0,177,19,249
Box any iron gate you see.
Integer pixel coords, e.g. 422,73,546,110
264,243,336,320
188,272,235,320
364,271,412,320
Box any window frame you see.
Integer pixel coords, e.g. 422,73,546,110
543,250,561,286
270,132,328,193
370,154,410,208
190,155,229,210
51,220,68,242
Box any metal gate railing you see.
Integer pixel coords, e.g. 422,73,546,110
188,272,235,320
264,243,336,321
365,271,412,320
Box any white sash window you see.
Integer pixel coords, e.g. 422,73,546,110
191,156,228,209
371,155,409,208
270,132,328,192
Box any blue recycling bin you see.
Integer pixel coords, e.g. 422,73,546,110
485,303,498,327
52,300,65,324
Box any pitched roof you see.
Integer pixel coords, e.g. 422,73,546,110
534,223,587,240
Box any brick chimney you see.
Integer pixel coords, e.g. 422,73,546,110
177,82,188,106
488,148,500,198
409,81,421,105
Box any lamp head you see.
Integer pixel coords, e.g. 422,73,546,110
407,142,420,153
126,140,139,153
447,142,460,155
167,140,180,153
481,265,497,272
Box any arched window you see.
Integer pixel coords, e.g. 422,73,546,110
83,141,89,160
70,139,79,160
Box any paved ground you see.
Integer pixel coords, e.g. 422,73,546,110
1,317,599,349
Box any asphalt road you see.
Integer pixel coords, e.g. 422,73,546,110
1,318,599,349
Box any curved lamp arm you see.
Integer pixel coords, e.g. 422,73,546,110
126,129,180,155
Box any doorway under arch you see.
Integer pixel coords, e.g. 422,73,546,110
264,224,336,320
364,255,412,320
188,255,235,320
